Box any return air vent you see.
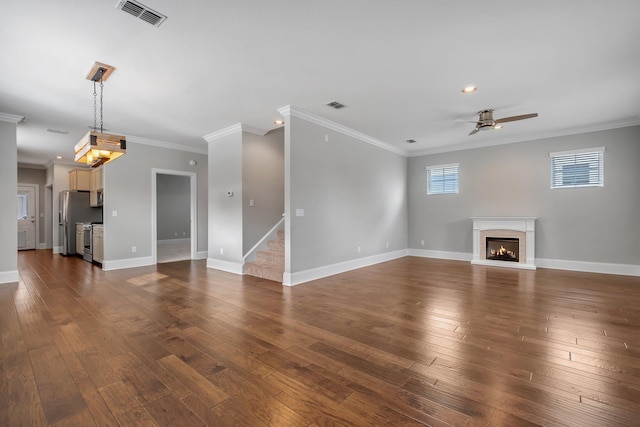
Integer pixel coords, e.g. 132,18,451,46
325,100,346,109
116,0,167,27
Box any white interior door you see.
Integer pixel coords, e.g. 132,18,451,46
17,185,36,250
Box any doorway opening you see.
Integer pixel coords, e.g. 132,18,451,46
151,169,197,264
17,184,39,251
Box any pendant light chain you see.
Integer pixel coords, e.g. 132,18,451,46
100,77,104,133
93,81,97,131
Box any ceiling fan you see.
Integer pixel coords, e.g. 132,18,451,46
468,109,538,135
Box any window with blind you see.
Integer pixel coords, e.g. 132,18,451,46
426,163,459,195
550,147,604,189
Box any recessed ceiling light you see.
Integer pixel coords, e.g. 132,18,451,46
274,120,284,125
56,156,63,159
462,86,477,94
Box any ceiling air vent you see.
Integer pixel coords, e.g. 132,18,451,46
406,139,417,143
325,100,346,109
116,0,167,27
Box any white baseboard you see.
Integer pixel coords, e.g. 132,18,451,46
0,270,19,284
536,258,640,277
408,249,640,277
283,249,408,286
103,256,154,271
196,251,208,260
158,238,190,245
408,248,472,261
53,246,62,254
206,258,244,275
37,243,48,250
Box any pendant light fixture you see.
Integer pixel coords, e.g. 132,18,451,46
74,61,126,167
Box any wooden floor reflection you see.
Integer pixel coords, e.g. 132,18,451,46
3,250,640,426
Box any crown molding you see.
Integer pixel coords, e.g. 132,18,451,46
203,123,271,142
409,117,640,157
203,123,242,142
277,105,408,157
0,112,24,124
241,124,269,136
126,135,207,154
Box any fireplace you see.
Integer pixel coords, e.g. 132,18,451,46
471,217,536,270
486,237,519,262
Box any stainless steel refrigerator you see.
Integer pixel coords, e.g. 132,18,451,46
59,190,103,256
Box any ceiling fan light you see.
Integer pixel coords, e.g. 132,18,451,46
462,86,477,94
494,125,502,129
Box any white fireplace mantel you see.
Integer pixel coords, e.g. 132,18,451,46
471,217,537,270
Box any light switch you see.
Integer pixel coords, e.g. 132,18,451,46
112,210,117,217
249,199,254,207
295,209,304,217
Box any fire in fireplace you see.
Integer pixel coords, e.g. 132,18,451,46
486,237,519,262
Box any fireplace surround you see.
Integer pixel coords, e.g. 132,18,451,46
471,217,536,270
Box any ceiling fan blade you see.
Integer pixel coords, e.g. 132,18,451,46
495,113,538,124
469,128,479,136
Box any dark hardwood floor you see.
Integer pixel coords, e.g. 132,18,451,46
2,250,640,426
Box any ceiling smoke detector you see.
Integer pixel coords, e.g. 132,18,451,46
116,0,167,27
325,100,346,109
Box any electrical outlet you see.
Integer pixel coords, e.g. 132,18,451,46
324,134,329,142
249,199,254,207
112,210,117,217
174,232,178,236
386,242,389,248
131,246,136,253
220,248,224,255
357,246,361,253
421,240,425,246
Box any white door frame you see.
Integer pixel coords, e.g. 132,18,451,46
151,169,197,264
17,183,39,250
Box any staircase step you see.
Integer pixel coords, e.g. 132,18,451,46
257,250,284,264
245,261,284,283
267,239,284,252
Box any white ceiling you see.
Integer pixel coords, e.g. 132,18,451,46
3,0,640,166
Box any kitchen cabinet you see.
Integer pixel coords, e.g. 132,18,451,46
75,223,84,255
69,169,91,191
93,224,104,264
90,166,104,207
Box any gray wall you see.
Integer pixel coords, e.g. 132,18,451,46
408,125,640,264
104,142,208,261
242,128,284,252
157,174,191,240
18,166,46,245
208,131,244,264
0,120,18,280
287,116,408,272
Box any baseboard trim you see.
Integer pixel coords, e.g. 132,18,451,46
37,243,48,250
53,246,62,254
408,249,640,277
536,258,640,277
206,258,243,275
0,270,19,284
407,249,472,261
103,256,154,271
283,249,408,286
196,251,208,260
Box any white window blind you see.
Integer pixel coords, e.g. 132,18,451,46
550,147,604,189
426,163,459,195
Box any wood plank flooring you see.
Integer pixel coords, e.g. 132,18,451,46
2,250,640,426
